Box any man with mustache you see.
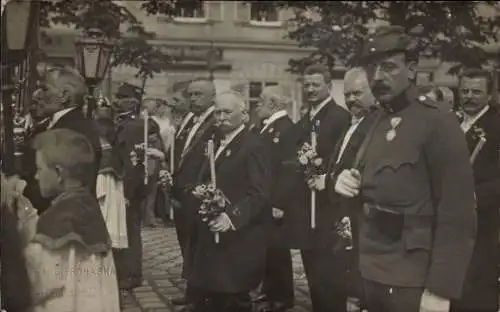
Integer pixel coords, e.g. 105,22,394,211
171,78,217,311
190,90,271,312
274,64,349,312
335,26,476,312
450,68,500,312
312,67,378,310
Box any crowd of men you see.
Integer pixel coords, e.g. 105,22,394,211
1,25,499,312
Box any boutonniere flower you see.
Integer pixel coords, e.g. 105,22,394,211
273,137,280,144
454,109,465,123
471,125,486,141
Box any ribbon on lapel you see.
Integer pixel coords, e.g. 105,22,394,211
179,114,215,166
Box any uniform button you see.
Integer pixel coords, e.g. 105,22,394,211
370,47,376,52
418,95,426,101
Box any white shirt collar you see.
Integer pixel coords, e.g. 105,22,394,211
47,107,77,129
309,96,332,120
221,124,246,145
461,105,489,133
261,110,288,133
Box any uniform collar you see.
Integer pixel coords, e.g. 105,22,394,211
380,86,417,114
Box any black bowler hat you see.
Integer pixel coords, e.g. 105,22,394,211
115,82,142,100
358,25,419,64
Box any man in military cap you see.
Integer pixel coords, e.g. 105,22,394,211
112,82,165,290
334,25,477,312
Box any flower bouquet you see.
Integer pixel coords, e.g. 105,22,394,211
130,143,146,167
297,142,325,181
158,169,173,191
192,183,230,243
333,216,353,252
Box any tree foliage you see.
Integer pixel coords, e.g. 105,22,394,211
38,0,179,79
248,1,500,74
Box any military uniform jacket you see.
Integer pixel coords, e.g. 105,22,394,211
274,100,350,249
358,86,476,300
192,129,272,293
113,113,159,201
453,105,500,310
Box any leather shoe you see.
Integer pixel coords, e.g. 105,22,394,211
171,296,189,306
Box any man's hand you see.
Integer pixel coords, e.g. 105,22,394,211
209,213,234,232
146,147,166,161
420,289,450,312
272,208,284,219
334,169,361,198
307,174,326,191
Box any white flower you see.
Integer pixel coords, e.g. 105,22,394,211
313,158,323,167
298,155,309,165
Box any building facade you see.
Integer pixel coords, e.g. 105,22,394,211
40,1,499,119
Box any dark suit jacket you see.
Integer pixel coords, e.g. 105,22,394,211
453,105,500,310
325,111,379,239
191,129,272,293
274,100,350,249
173,111,217,200
257,114,294,246
21,108,101,213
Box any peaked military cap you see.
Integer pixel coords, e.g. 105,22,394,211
359,25,418,63
115,82,142,100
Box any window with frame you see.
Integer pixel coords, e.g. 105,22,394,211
176,1,205,19
250,4,279,23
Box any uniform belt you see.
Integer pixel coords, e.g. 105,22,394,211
362,203,404,240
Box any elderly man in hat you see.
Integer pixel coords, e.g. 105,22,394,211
333,26,477,312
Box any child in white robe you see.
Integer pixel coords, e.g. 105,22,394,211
17,129,120,312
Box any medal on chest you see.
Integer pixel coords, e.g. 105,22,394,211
386,117,402,142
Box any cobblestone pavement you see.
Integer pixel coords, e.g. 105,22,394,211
121,223,361,312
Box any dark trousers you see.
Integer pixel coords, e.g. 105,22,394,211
194,291,252,312
261,247,294,305
363,279,423,312
301,248,347,312
114,200,143,289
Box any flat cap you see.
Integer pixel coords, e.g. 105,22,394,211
359,25,417,63
116,82,142,100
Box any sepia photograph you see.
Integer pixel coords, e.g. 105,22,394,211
1,1,499,312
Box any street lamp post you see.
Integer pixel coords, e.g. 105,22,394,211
1,0,35,174
74,28,115,119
